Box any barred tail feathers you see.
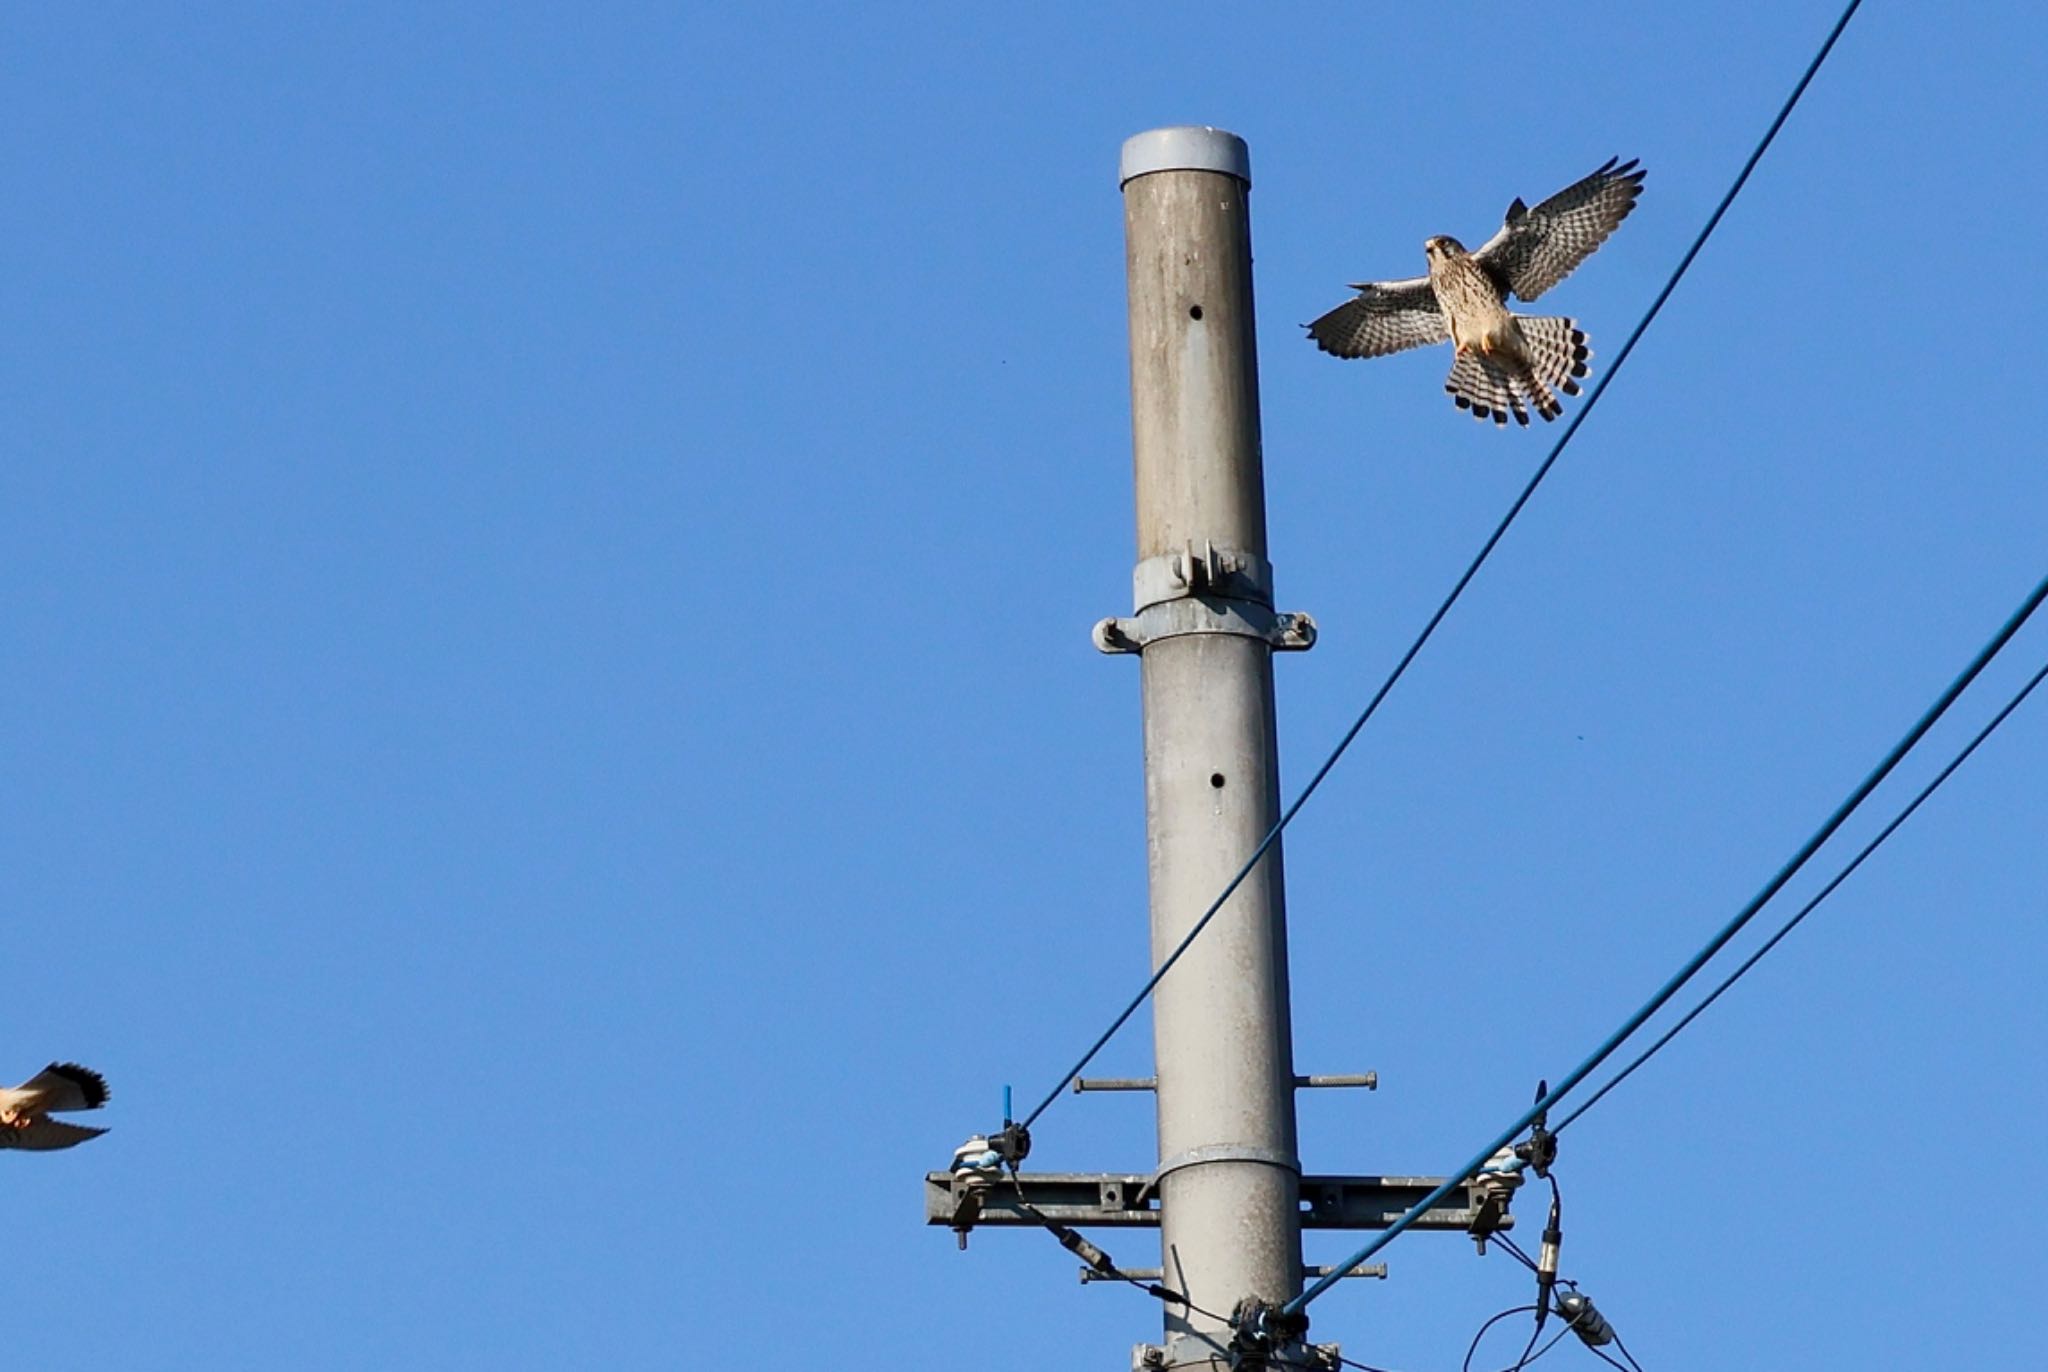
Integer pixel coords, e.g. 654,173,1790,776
1445,351,1524,426
1522,314,1592,404
1442,315,1591,427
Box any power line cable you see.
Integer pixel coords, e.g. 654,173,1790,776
1555,653,2048,1134
1287,562,2048,1314
1334,1356,1405,1372
1457,1307,1572,1372
1491,1231,1540,1273
1272,1354,1406,1372
1515,1326,1573,1372
1584,1347,1632,1372
1279,669,2037,1372
1465,1307,1542,1372
1504,1323,1544,1372
1019,0,1868,1135
999,1168,1235,1322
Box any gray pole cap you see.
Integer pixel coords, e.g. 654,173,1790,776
1118,126,1250,188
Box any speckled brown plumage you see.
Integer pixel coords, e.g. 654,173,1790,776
1308,158,1643,427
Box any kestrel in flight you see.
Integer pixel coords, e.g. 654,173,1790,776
1308,158,1646,426
0,1062,110,1151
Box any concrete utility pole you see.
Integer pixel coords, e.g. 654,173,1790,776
1102,125,1312,1369
923,126,1509,1372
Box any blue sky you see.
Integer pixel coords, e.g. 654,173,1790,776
3,4,2044,1368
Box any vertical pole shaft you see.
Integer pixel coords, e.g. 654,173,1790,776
1118,127,1301,1364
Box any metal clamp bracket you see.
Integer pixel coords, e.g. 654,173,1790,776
1098,539,1314,655
1094,600,1317,655
1134,542,1274,611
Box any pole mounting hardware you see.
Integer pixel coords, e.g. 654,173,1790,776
928,1170,1503,1233
945,1122,1032,1249
1097,541,1316,654
1228,1298,1310,1370
1094,603,1317,655
1466,1145,1526,1254
1138,542,1272,610
1514,1079,1558,1179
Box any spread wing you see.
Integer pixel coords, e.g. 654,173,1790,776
1473,158,1646,302
1307,276,1448,359
0,1118,108,1151
15,1063,110,1114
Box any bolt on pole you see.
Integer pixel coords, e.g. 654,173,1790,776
1115,126,1307,1368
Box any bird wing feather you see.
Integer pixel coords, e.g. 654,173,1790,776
14,1062,110,1114
0,1118,109,1151
1305,276,1448,359
1473,158,1646,302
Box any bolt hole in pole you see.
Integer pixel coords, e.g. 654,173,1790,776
1188,304,1203,320
1209,772,1226,789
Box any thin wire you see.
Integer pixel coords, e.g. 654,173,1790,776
1172,1287,1233,1325
1486,1177,1561,1278
1336,1357,1406,1372
1514,1326,1573,1372
1465,1308,1541,1372
1278,1287,1573,1372
1585,1344,1633,1372
1002,1168,1235,1322
1505,1324,1544,1372
1488,1205,1571,1372
1289,687,2044,1372
1289,562,2048,1314
1271,1355,1407,1372
1556,654,2048,1134
1490,1232,1540,1273
1271,1358,1402,1372
1456,1308,1570,1372
1021,0,1867,1135
1092,1259,1232,1324
1127,1273,1231,1324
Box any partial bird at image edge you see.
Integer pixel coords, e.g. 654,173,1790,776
0,1062,111,1151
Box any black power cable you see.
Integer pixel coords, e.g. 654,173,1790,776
1292,565,2048,1315
1462,1306,1573,1372
1607,1327,1646,1372
1020,0,1870,1136
1555,654,2048,1135
1464,1307,1541,1372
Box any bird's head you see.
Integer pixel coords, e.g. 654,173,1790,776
1424,235,1467,260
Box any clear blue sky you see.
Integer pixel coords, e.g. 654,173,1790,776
4,5,2043,1368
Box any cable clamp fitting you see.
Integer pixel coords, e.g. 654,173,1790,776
1228,1299,1309,1370
1466,1145,1525,1253
945,1122,1030,1250
1514,1078,1558,1178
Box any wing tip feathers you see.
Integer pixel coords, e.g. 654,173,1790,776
45,1062,110,1109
